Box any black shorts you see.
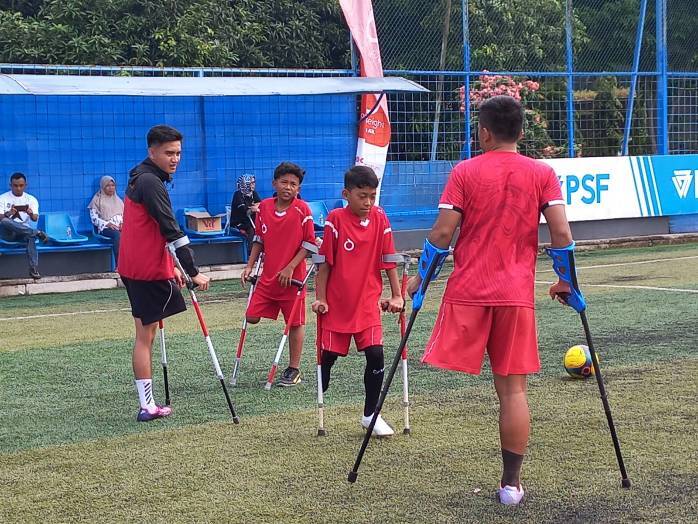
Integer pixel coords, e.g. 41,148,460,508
121,276,187,325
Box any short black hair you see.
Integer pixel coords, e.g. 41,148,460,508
344,165,378,190
147,125,183,147
478,95,524,142
273,161,305,184
10,172,26,183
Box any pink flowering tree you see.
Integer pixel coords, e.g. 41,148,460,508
460,74,566,158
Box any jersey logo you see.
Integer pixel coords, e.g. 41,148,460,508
360,218,370,227
261,223,268,234
343,238,355,251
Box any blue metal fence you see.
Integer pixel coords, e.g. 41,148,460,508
0,0,696,229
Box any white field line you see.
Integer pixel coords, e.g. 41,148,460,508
537,254,698,273
535,280,698,294
0,298,232,322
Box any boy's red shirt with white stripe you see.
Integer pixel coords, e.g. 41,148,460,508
319,205,397,333
254,197,316,301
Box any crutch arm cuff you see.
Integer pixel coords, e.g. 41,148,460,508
302,240,319,254
545,241,587,313
413,239,449,310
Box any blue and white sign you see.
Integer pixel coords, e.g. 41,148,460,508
542,154,698,222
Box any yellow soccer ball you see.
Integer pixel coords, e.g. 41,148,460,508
564,344,596,378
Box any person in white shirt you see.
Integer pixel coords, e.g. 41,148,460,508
0,172,47,279
87,175,124,264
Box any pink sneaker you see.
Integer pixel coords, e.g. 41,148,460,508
137,405,172,422
498,483,524,505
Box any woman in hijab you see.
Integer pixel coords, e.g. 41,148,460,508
88,175,124,263
229,174,261,250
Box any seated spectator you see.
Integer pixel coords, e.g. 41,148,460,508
0,172,47,279
88,175,124,263
229,174,261,249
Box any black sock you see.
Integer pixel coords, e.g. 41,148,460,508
320,351,338,393
362,345,384,417
501,448,524,487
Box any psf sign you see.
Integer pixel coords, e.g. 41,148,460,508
541,154,698,222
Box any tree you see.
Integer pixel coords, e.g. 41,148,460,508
0,0,350,68
375,0,587,72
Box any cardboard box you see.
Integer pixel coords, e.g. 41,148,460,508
185,211,225,232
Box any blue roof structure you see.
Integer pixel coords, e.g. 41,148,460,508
0,74,428,97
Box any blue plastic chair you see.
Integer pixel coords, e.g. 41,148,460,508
306,200,330,231
325,199,348,211
38,213,88,244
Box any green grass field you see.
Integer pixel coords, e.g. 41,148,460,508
1,243,697,522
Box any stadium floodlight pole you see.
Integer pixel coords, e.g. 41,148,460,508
264,265,317,391
384,253,413,435
158,320,170,406
168,245,240,423
230,253,264,386
546,243,631,488
348,241,449,483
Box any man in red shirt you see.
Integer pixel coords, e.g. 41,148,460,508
407,96,573,505
119,125,210,422
241,162,317,386
312,166,404,437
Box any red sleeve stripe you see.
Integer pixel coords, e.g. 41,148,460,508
541,199,565,211
438,203,463,213
325,220,338,238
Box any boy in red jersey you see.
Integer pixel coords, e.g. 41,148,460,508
240,162,317,386
119,125,210,422
407,96,573,504
312,166,404,437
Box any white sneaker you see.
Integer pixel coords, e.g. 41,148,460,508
497,483,524,505
361,413,395,437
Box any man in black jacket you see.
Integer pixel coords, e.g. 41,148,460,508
118,125,210,422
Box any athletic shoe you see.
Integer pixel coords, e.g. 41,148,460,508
29,268,41,279
361,413,395,437
36,230,48,242
497,483,525,505
279,367,302,387
136,405,172,422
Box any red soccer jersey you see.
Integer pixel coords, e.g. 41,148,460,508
118,197,174,281
439,151,563,308
254,197,316,301
319,206,397,333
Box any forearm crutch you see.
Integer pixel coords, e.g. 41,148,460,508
158,320,170,406
230,253,264,386
384,253,412,435
264,266,316,391
311,254,327,436
349,242,448,483
168,246,240,423
316,311,327,436
547,243,630,488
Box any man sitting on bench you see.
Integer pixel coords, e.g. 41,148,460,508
0,172,47,279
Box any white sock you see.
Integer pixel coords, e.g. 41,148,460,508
135,379,156,410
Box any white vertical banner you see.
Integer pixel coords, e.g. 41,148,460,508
339,0,391,203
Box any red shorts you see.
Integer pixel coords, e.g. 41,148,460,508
319,325,383,356
246,292,305,327
422,303,539,376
